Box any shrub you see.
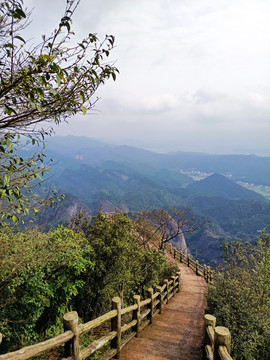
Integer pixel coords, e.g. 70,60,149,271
207,232,270,359
0,226,93,352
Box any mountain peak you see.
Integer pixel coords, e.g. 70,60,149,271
187,173,264,200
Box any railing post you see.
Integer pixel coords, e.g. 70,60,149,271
174,248,176,259
132,295,141,337
164,279,169,304
214,326,231,359
204,314,216,354
111,297,121,359
203,265,207,280
176,271,181,292
209,270,214,282
207,266,211,283
155,285,162,314
63,311,81,360
187,254,190,267
171,276,176,295
195,260,199,275
180,251,183,263
147,288,154,324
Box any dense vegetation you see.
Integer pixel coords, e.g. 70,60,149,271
0,212,178,353
207,233,270,359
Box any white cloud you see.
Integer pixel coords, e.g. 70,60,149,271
24,0,270,155
141,94,178,113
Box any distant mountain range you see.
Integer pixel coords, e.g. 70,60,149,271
33,136,270,264
45,136,270,185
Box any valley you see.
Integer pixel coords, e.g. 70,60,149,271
35,135,270,265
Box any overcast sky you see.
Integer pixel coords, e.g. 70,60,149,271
26,0,270,155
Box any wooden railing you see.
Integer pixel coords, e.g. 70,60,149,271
204,314,233,360
164,242,214,282
0,272,180,360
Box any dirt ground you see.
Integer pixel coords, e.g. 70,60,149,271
120,263,208,360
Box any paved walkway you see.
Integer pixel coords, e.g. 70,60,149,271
121,263,208,360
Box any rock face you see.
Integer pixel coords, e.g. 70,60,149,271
170,229,187,253
36,194,91,229
98,199,128,215
164,217,188,253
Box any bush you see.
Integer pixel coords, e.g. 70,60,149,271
71,211,179,318
207,232,270,359
0,226,93,352
0,212,179,353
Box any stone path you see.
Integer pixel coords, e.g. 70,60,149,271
120,263,208,360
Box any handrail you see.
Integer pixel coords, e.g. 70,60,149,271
0,331,74,360
164,242,214,282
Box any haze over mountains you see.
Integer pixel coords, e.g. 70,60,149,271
35,136,270,264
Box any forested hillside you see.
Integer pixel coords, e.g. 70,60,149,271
32,136,270,264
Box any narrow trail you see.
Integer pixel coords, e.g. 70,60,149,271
121,263,208,360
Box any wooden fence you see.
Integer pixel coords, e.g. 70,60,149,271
204,314,233,360
164,242,214,282
0,272,180,360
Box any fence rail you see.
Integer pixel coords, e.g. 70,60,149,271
0,272,180,360
164,242,214,282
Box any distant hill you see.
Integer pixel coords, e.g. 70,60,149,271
162,152,270,185
32,136,270,264
186,173,264,200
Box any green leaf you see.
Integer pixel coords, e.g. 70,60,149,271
13,8,26,19
39,54,52,61
81,106,87,115
3,104,15,115
1,174,10,188
56,75,62,85
14,35,26,44
6,139,13,150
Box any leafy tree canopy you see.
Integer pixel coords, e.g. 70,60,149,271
0,0,118,223
0,214,178,352
0,225,93,351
